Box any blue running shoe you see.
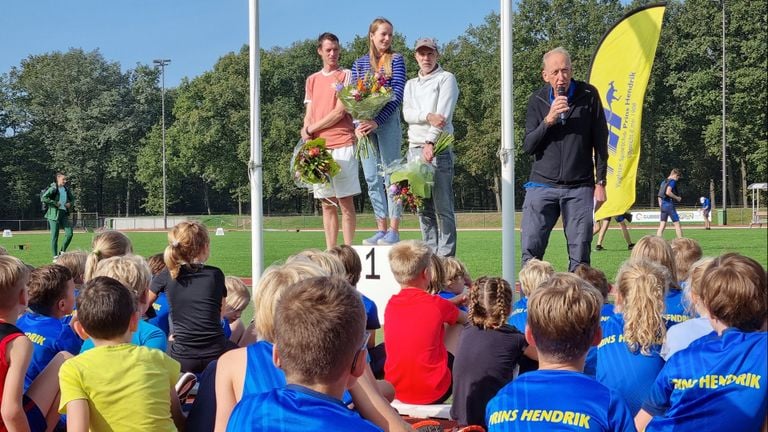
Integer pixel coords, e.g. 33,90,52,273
377,229,400,245
362,231,387,245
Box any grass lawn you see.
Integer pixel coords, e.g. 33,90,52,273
3,224,766,329
3,226,766,280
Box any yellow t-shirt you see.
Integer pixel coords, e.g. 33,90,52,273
59,343,180,432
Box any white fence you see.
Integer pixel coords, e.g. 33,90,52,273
106,216,189,231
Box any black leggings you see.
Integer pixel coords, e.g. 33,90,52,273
171,340,238,374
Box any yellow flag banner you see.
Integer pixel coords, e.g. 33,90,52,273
589,3,666,220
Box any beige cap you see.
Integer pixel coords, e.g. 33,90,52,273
414,38,438,51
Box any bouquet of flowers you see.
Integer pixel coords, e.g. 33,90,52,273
389,180,423,213
383,159,435,213
290,138,340,190
337,71,393,159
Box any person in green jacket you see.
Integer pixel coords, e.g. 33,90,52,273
41,172,75,258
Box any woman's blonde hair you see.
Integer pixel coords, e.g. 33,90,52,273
224,276,251,313
84,231,133,282
468,276,512,330
615,258,669,355
368,17,394,77
252,261,327,343
286,249,345,277
427,254,445,295
631,235,679,290
164,221,209,280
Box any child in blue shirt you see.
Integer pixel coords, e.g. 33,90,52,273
699,196,711,230
637,253,767,431
226,276,381,431
656,169,684,238
328,245,381,346
79,255,167,352
15,264,81,390
597,258,670,415
221,276,251,345
669,237,702,292
438,257,470,312
486,273,635,432
507,258,554,333
631,235,686,329
574,264,614,377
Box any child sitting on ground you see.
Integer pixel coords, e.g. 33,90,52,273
80,255,167,352
146,253,170,335
452,276,528,429
328,245,380,348
54,251,87,295
669,237,702,289
631,235,686,328
221,276,251,345
59,276,184,431
439,257,470,312
636,253,767,431
225,276,381,431
507,258,554,332
574,263,614,377
1,255,69,432
384,240,467,404
485,273,635,431
659,257,715,361
150,221,235,373
15,264,81,390
597,258,669,415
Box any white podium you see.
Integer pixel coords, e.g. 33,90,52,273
352,245,399,325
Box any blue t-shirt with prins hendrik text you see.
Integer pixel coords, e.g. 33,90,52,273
485,369,635,432
644,329,767,432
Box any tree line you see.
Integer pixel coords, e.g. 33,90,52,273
1,0,764,220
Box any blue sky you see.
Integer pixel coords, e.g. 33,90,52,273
2,0,500,87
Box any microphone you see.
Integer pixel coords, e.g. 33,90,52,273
557,85,567,125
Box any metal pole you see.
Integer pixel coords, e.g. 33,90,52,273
153,59,171,229
720,1,727,225
500,0,516,283
248,0,264,280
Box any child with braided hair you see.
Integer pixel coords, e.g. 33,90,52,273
451,277,529,428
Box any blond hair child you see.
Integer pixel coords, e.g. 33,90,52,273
669,237,702,285
59,276,184,431
149,221,234,373
83,230,132,282
438,257,469,311
452,277,528,428
222,276,251,345
54,251,87,287
660,257,715,360
632,235,686,327
225,276,381,430
80,255,167,352
508,258,554,332
636,253,767,431
1,256,69,432
384,240,467,404
486,273,634,431
597,258,670,415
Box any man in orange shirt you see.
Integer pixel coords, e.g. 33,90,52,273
302,32,360,249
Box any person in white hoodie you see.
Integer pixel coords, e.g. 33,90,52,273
402,38,460,257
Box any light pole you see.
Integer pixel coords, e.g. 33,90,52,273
720,1,727,225
153,59,171,229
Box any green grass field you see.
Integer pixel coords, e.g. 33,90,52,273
2,225,766,280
